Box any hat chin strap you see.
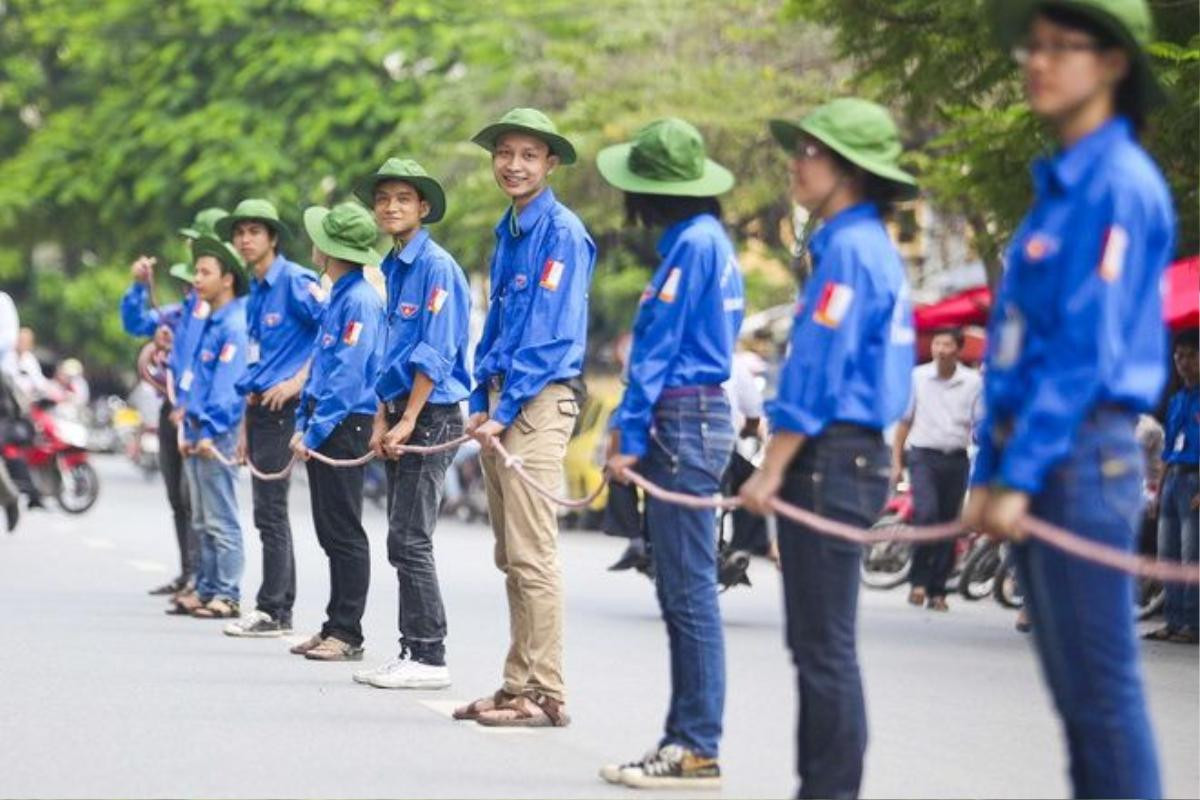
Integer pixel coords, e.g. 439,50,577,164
794,175,846,286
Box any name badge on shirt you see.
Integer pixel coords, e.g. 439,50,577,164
994,306,1024,368
247,340,261,365
1176,432,1186,453
179,370,194,392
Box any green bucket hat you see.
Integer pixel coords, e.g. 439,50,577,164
472,107,577,165
178,207,229,240
191,236,249,296
988,0,1166,112
770,98,918,199
303,202,383,266
168,262,195,283
353,158,447,224
214,198,293,241
596,117,734,197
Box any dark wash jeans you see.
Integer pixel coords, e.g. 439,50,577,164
1015,408,1160,799
777,425,889,800
640,390,734,759
158,399,197,580
246,399,297,625
908,447,970,597
384,400,462,665
305,414,372,647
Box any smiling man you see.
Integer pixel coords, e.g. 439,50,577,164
216,199,326,638
454,108,596,729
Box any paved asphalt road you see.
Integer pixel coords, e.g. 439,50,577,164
0,455,1196,799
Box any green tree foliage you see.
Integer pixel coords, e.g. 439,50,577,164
785,0,1199,283
0,0,823,375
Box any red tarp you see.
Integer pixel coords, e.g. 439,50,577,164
1164,256,1199,332
914,286,992,331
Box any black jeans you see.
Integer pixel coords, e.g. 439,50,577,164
907,447,970,598
305,414,372,647
246,400,297,625
778,426,889,800
158,400,196,580
384,400,462,665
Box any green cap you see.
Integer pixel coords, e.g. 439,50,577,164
472,107,577,165
988,0,1166,113
353,158,447,224
168,262,195,283
178,207,229,240
770,98,918,199
214,198,293,241
596,118,734,197
192,236,249,296
303,203,382,266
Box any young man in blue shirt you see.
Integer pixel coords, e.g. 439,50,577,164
348,159,471,690
286,203,384,662
217,199,326,638
454,108,595,728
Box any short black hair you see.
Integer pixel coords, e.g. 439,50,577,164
930,326,965,349
1173,328,1199,353
829,151,903,214
624,192,722,229
1036,4,1144,132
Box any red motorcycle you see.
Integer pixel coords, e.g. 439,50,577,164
2,399,99,514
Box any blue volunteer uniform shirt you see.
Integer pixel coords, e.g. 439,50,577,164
235,254,326,395
375,229,472,406
171,293,213,406
182,297,249,444
469,187,596,426
295,270,384,450
972,118,1176,493
1163,385,1199,466
769,202,914,436
120,282,185,338
612,213,745,456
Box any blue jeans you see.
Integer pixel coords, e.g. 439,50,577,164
640,391,734,759
1158,467,1199,632
1015,409,1161,799
184,431,244,603
777,426,889,800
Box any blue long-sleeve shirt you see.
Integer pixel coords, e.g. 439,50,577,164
375,229,472,406
182,297,248,443
236,254,326,395
769,202,915,436
295,270,384,450
972,117,1176,493
170,293,213,407
120,282,184,338
613,213,745,456
1163,385,1199,467
469,187,596,426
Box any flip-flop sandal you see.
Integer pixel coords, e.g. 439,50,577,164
1142,626,1178,641
193,599,239,619
453,689,517,721
476,692,570,728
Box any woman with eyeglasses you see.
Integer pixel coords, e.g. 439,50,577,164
964,1,1175,796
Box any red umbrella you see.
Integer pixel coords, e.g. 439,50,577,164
1164,256,1199,332
913,286,991,331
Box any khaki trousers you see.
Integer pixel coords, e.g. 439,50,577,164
480,383,577,702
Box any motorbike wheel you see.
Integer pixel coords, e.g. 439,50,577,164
958,539,1002,601
994,560,1025,609
860,515,913,589
56,461,99,514
1135,577,1165,621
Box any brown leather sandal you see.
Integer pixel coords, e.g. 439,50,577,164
192,598,239,619
452,689,517,721
476,691,571,728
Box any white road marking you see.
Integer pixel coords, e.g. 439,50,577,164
81,537,116,550
126,559,168,573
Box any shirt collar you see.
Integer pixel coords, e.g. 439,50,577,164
809,202,880,264
394,228,431,266
495,187,557,239
1033,116,1132,196
210,295,242,322
255,254,287,287
656,213,714,259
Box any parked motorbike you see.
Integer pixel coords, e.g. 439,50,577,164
2,399,100,514
861,486,914,589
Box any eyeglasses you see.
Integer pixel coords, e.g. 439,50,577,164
1012,39,1103,64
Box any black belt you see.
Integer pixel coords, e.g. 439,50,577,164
1166,463,1199,475
485,373,585,401
820,422,882,440
659,384,724,401
384,396,459,416
911,446,969,458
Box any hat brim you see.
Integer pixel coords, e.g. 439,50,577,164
303,207,382,267
472,123,577,165
168,262,195,283
191,238,248,296
989,0,1166,111
213,214,292,242
769,119,919,200
595,143,735,197
178,227,202,240
353,174,447,224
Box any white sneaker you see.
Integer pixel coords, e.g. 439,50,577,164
223,609,275,637
600,748,657,785
352,655,407,685
367,658,451,689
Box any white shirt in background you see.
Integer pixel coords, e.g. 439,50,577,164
903,361,982,453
